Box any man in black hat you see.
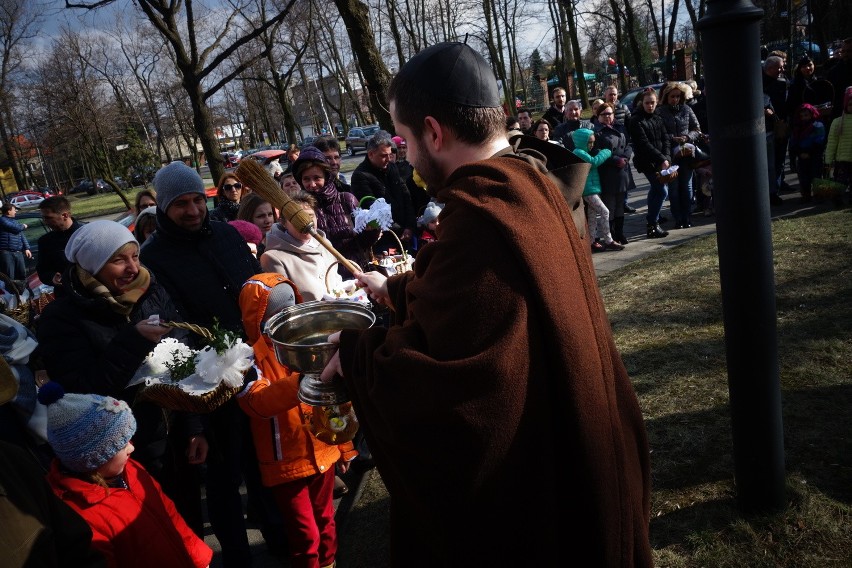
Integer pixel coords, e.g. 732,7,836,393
321,42,652,567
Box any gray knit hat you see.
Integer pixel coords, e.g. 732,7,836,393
37,382,136,473
263,281,297,324
153,162,206,212
65,220,138,275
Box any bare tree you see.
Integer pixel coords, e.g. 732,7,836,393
64,0,300,183
0,0,39,193
330,0,393,131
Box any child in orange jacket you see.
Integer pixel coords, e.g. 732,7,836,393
238,273,357,568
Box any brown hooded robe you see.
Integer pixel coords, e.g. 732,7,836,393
339,153,652,567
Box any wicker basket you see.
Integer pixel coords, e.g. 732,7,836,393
136,380,240,414
812,177,845,201
0,272,30,326
372,230,413,275
134,321,243,413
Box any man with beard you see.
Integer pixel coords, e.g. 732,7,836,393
319,42,652,567
139,163,285,566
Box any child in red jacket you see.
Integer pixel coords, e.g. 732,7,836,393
37,382,212,568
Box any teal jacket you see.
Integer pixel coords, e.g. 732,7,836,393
571,128,611,196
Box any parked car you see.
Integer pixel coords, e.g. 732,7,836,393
68,179,108,195
344,125,381,156
130,166,157,187
221,152,240,168
8,193,45,209
246,149,287,168
112,177,129,190
68,180,93,194
17,211,51,276
299,136,318,149
619,83,665,113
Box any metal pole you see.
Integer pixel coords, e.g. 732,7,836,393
697,0,786,514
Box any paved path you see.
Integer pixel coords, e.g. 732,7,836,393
205,165,831,567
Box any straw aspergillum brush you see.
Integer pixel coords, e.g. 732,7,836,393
235,159,362,275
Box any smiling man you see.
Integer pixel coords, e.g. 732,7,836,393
139,161,270,566
322,41,652,567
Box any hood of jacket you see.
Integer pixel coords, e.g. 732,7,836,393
570,128,594,151
239,272,302,345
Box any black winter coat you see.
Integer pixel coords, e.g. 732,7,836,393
38,268,182,399
351,159,416,232
36,267,190,472
629,110,672,176
595,123,633,195
140,211,261,336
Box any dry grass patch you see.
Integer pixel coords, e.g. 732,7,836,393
338,209,852,567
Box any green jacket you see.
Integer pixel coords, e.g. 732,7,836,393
571,128,612,196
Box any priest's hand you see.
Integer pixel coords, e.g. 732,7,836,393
320,331,343,384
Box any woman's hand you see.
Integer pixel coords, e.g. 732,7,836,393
134,320,171,343
337,457,351,475
356,270,390,307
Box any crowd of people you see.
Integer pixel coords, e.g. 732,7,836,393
3,37,850,568
509,37,852,246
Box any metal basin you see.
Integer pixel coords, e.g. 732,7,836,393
265,300,376,406
265,300,376,374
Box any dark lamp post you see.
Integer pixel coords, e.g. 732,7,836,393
696,0,787,514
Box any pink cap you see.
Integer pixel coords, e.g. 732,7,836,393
392,136,406,147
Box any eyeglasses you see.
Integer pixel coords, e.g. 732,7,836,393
223,183,242,191
599,112,614,116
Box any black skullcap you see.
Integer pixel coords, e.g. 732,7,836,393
798,55,813,67
397,42,500,108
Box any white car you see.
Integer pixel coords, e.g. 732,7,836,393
8,193,45,209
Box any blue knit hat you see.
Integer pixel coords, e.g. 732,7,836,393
153,162,206,212
37,382,136,473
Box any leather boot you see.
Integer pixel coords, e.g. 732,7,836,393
613,217,628,245
646,222,669,238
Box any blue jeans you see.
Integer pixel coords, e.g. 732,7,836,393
644,173,669,225
668,164,694,225
0,250,26,281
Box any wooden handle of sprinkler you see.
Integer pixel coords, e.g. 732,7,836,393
235,159,362,275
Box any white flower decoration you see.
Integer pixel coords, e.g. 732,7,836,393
145,338,194,375
98,397,130,413
353,198,394,233
195,340,254,388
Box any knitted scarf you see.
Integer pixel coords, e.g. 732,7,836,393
76,265,151,317
308,177,351,236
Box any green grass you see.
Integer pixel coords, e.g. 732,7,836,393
337,208,852,566
66,191,134,219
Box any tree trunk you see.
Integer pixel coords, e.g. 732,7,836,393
185,78,223,183
331,0,393,131
0,107,26,192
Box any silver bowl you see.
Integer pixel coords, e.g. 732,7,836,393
265,300,375,406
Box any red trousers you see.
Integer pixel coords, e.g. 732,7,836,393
271,469,337,568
